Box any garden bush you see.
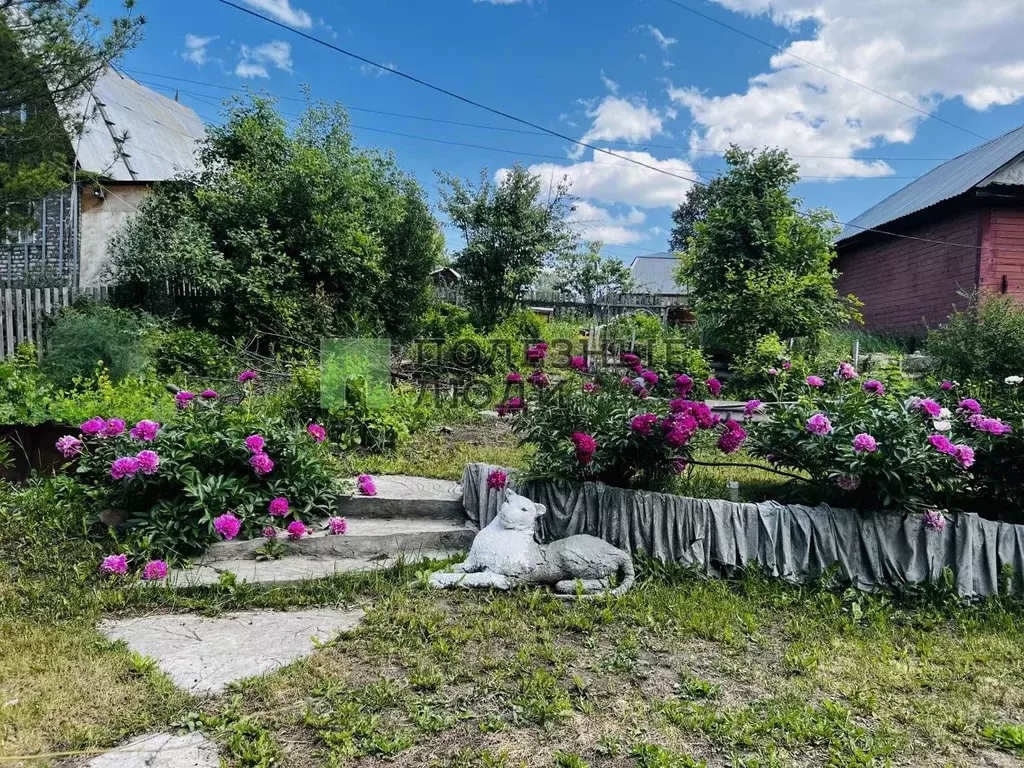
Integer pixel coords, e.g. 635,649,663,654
42,303,153,387
927,294,1024,382
150,324,239,379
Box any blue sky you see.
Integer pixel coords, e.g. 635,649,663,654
97,0,1024,263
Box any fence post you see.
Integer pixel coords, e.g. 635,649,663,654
852,340,860,370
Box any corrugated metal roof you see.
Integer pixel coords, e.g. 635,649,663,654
837,124,1024,243
629,254,685,295
71,70,205,182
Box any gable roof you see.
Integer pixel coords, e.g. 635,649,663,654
71,69,205,183
837,123,1024,243
629,254,685,295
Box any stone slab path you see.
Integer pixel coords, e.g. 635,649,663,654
100,609,364,694
83,731,219,768
334,474,465,519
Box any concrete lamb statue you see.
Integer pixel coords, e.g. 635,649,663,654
429,488,634,598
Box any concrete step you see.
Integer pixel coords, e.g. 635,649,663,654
205,517,476,563
335,475,464,520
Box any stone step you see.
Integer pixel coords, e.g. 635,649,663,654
205,517,476,562
336,475,464,520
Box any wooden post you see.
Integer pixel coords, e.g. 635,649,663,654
3,289,11,359
852,340,861,371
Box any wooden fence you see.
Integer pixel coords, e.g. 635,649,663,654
0,286,108,360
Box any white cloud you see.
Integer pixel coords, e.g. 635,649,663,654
642,24,677,52
235,41,293,79
359,61,397,77
515,149,697,209
600,72,620,95
567,201,647,245
671,0,1024,179
574,96,665,158
182,34,217,67
241,0,312,28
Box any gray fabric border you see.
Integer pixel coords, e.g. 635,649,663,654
462,463,1024,598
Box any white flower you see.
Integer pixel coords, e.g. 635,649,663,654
1005,375,1023,385
933,408,952,432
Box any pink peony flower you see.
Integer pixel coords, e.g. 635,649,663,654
620,352,640,367
358,474,377,496
862,380,885,396
768,367,779,376
100,554,127,576
527,369,549,388
307,423,326,443
238,370,258,383
922,510,946,531
175,391,195,409
249,452,274,476
526,345,547,363
641,370,659,386
129,420,160,441
673,458,689,475
940,380,953,391
110,456,141,480
80,417,106,436
836,475,861,491
569,355,588,372
852,433,877,454
506,372,523,384
327,516,348,535
706,377,722,397
836,362,857,380
245,434,266,454
782,360,792,370
806,413,833,436
914,398,942,418
806,376,825,388
287,520,307,540
136,450,160,475
928,434,957,455
213,513,241,539
674,374,694,395
583,382,598,393
954,444,975,468
744,399,761,418
56,435,84,458
262,526,278,539
571,432,597,464
487,469,508,491
665,427,692,448
200,389,219,399
630,413,660,436
268,497,290,517
142,560,168,580
968,414,1013,435
717,420,747,454
957,398,982,415
103,418,126,438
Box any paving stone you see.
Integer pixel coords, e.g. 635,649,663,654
100,609,364,694
83,731,218,768
335,474,465,519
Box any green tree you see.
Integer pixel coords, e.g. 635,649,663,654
439,164,576,328
1,0,144,236
110,94,443,347
552,241,635,307
668,179,720,253
676,147,860,354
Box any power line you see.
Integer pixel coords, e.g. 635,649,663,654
659,0,988,142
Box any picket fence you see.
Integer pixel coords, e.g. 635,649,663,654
0,286,108,360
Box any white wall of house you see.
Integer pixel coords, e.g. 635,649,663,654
79,183,149,287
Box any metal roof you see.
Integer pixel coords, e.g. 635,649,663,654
629,254,685,295
837,123,1024,243
71,70,205,182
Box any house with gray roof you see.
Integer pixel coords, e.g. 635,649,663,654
834,123,1024,331
2,69,204,288
624,254,693,325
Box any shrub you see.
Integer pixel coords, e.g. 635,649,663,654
927,294,1024,382
151,324,238,378
43,303,152,387
65,383,344,557
419,301,472,340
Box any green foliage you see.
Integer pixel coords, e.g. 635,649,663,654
927,294,1024,382
150,324,239,378
982,722,1024,755
604,314,712,382
551,241,635,305
439,164,577,328
677,148,861,355
419,301,473,340
42,303,153,387
111,94,443,346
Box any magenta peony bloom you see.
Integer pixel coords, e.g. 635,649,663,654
142,560,168,580
955,445,975,468
358,474,377,496
262,526,278,539
110,456,141,480
928,434,957,455
674,374,694,395
940,380,953,391
583,382,598,393
852,433,878,454
665,427,691,448
630,413,660,436
498,397,525,417
836,362,856,380
806,376,825,388
744,399,761,418
862,380,885,396
782,360,792,370
268,497,290,517
287,520,307,540
175,391,195,410
957,398,982,415
136,450,160,475
570,432,597,464
969,414,1013,435
922,510,946,531
914,398,942,417
200,389,219,399
527,369,550,388
129,420,160,441
641,370,659,386
245,434,266,454
717,420,747,454
213,513,241,539
56,435,84,458
307,423,326,443
80,417,105,436
526,345,547,363
327,516,348,535
250,452,274,476
620,352,640,367
706,377,722,397
570,355,588,372
487,469,508,491
836,475,861,491
673,458,689,475
806,413,833,436
100,554,128,576
103,418,126,438
238,370,258,384
768,367,779,376
506,372,523,384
